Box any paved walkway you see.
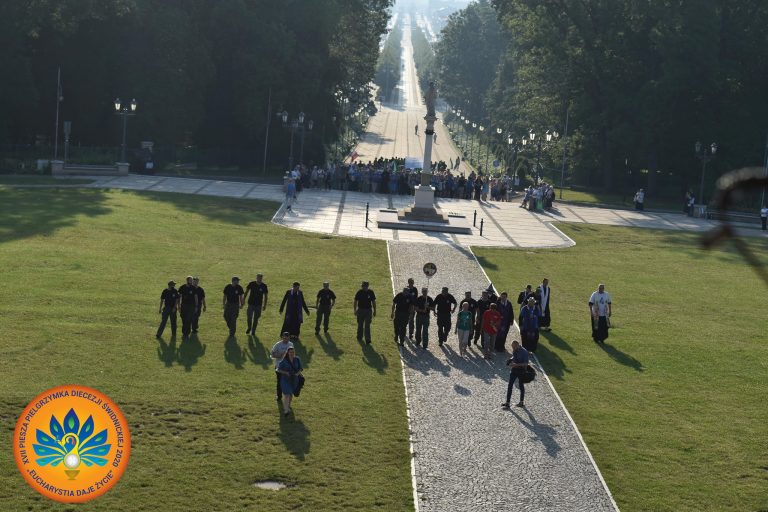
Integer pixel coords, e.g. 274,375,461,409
354,15,474,175
388,242,617,512
69,174,765,248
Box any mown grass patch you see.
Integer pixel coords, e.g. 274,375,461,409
0,188,412,511
475,223,768,512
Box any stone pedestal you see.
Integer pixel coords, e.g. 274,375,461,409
116,162,130,175
414,185,435,209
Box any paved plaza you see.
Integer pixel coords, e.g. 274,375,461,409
66,173,763,249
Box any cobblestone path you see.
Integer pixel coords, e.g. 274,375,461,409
387,241,618,512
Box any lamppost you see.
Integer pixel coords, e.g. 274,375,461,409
114,98,137,163
479,125,488,172
469,123,477,162
300,119,313,166
507,133,520,190
694,141,717,204
523,129,559,185
278,110,305,172
463,117,469,151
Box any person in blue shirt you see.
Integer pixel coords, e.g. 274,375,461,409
502,340,529,408
277,345,303,416
518,296,541,353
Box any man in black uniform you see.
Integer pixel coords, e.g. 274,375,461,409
279,282,310,337
434,287,457,346
353,281,376,344
406,278,419,339
315,281,336,334
179,276,198,339
414,287,435,348
459,291,477,344
391,286,414,346
156,280,179,338
223,276,245,337
192,277,206,333
474,290,491,345
244,273,268,334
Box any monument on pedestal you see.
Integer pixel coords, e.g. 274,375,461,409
377,82,471,234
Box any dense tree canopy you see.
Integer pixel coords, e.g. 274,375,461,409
435,0,768,200
0,0,392,166
375,21,402,101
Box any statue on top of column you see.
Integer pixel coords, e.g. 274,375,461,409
425,81,437,118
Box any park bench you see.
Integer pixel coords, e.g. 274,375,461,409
52,161,129,176
706,209,761,225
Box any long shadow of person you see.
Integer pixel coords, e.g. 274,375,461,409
441,344,506,383
361,342,389,374
599,342,644,372
317,333,344,361
400,342,451,377
533,343,571,381
224,336,246,370
244,335,271,369
278,407,311,461
177,333,206,372
510,407,561,458
540,331,577,355
157,336,178,368
292,337,314,369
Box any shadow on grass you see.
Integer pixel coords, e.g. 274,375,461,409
0,188,111,243
317,333,344,360
136,190,278,226
292,337,314,369
474,255,498,271
279,407,311,461
157,336,178,367
534,343,570,381
598,341,645,372
541,331,576,355
510,407,561,458
245,335,271,369
361,342,388,374
224,336,246,369
177,333,206,371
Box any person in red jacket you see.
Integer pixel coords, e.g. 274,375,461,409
481,303,502,360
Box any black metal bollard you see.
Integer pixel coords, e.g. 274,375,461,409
480,218,484,236
473,210,477,227
365,202,369,228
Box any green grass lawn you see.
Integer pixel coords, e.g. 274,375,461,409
555,188,683,211
475,224,768,512
0,188,412,511
0,175,94,186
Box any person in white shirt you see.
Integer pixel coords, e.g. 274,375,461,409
588,283,612,344
271,334,293,402
634,189,645,211
760,206,767,230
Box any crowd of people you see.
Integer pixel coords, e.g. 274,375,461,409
154,274,613,414
282,158,528,203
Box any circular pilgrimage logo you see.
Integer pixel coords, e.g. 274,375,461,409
13,385,130,503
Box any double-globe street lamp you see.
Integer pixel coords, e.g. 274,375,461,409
694,141,717,204
522,129,559,185
114,98,137,163
278,110,311,171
